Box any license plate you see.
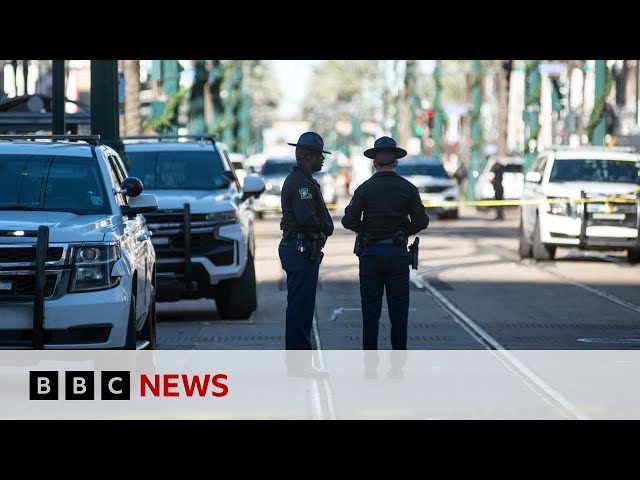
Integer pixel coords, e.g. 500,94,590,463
593,213,625,221
0,281,13,291
151,237,170,246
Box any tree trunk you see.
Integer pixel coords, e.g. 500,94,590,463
496,60,512,156
124,60,141,135
398,60,415,148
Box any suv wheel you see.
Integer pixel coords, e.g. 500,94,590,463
215,250,257,320
518,216,533,259
628,248,640,264
532,216,556,261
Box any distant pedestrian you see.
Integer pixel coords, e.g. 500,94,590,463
490,161,505,220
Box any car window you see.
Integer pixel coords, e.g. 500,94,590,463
549,159,640,183
107,155,128,206
126,148,228,190
396,163,449,178
262,160,296,175
221,149,240,191
533,156,547,175
0,154,110,215
503,164,523,173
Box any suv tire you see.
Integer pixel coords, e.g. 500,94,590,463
628,248,640,264
532,216,556,261
215,250,257,320
518,216,533,259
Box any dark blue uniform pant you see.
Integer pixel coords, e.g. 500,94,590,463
279,239,320,350
359,252,409,350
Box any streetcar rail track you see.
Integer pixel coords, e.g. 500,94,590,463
411,272,589,420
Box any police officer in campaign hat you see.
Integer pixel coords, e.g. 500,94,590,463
342,136,429,350
279,132,334,350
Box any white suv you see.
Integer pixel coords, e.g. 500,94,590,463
519,146,640,263
124,135,265,319
0,135,159,349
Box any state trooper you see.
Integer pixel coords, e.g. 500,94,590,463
279,132,334,350
342,136,429,350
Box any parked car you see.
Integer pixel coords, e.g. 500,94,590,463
475,156,524,205
252,157,337,218
396,157,460,219
124,135,265,319
0,135,158,349
519,146,640,263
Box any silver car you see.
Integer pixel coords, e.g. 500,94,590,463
396,157,460,219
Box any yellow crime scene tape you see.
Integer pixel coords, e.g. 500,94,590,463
323,189,640,210
421,188,640,209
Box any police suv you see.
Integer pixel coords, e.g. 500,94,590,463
0,135,159,349
519,146,640,263
124,135,265,319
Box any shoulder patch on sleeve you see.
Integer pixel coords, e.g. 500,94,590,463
299,187,313,200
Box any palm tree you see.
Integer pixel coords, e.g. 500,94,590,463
124,60,141,135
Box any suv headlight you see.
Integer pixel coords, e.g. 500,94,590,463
546,197,574,216
206,211,237,223
69,244,120,293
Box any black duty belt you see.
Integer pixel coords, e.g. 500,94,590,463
283,230,317,240
365,238,407,247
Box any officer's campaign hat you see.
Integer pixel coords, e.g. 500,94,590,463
364,136,407,163
287,132,332,154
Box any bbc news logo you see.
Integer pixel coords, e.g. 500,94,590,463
29,371,229,400
30,371,131,400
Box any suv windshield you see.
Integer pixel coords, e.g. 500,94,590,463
396,163,449,178
0,154,110,215
549,159,640,184
261,160,296,176
126,149,228,189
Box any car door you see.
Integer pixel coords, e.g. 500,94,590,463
522,154,547,236
107,154,149,322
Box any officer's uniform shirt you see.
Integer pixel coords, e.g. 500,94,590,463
280,164,334,237
342,171,429,244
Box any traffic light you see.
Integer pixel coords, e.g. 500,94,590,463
426,109,434,130
551,78,566,112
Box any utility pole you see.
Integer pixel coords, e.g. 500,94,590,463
523,60,541,172
433,60,443,158
468,60,482,201
592,60,607,146
52,60,66,135
90,60,124,160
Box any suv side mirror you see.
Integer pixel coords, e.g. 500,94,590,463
121,193,159,216
117,177,144,197
525,171,542,183
241,175,265,201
